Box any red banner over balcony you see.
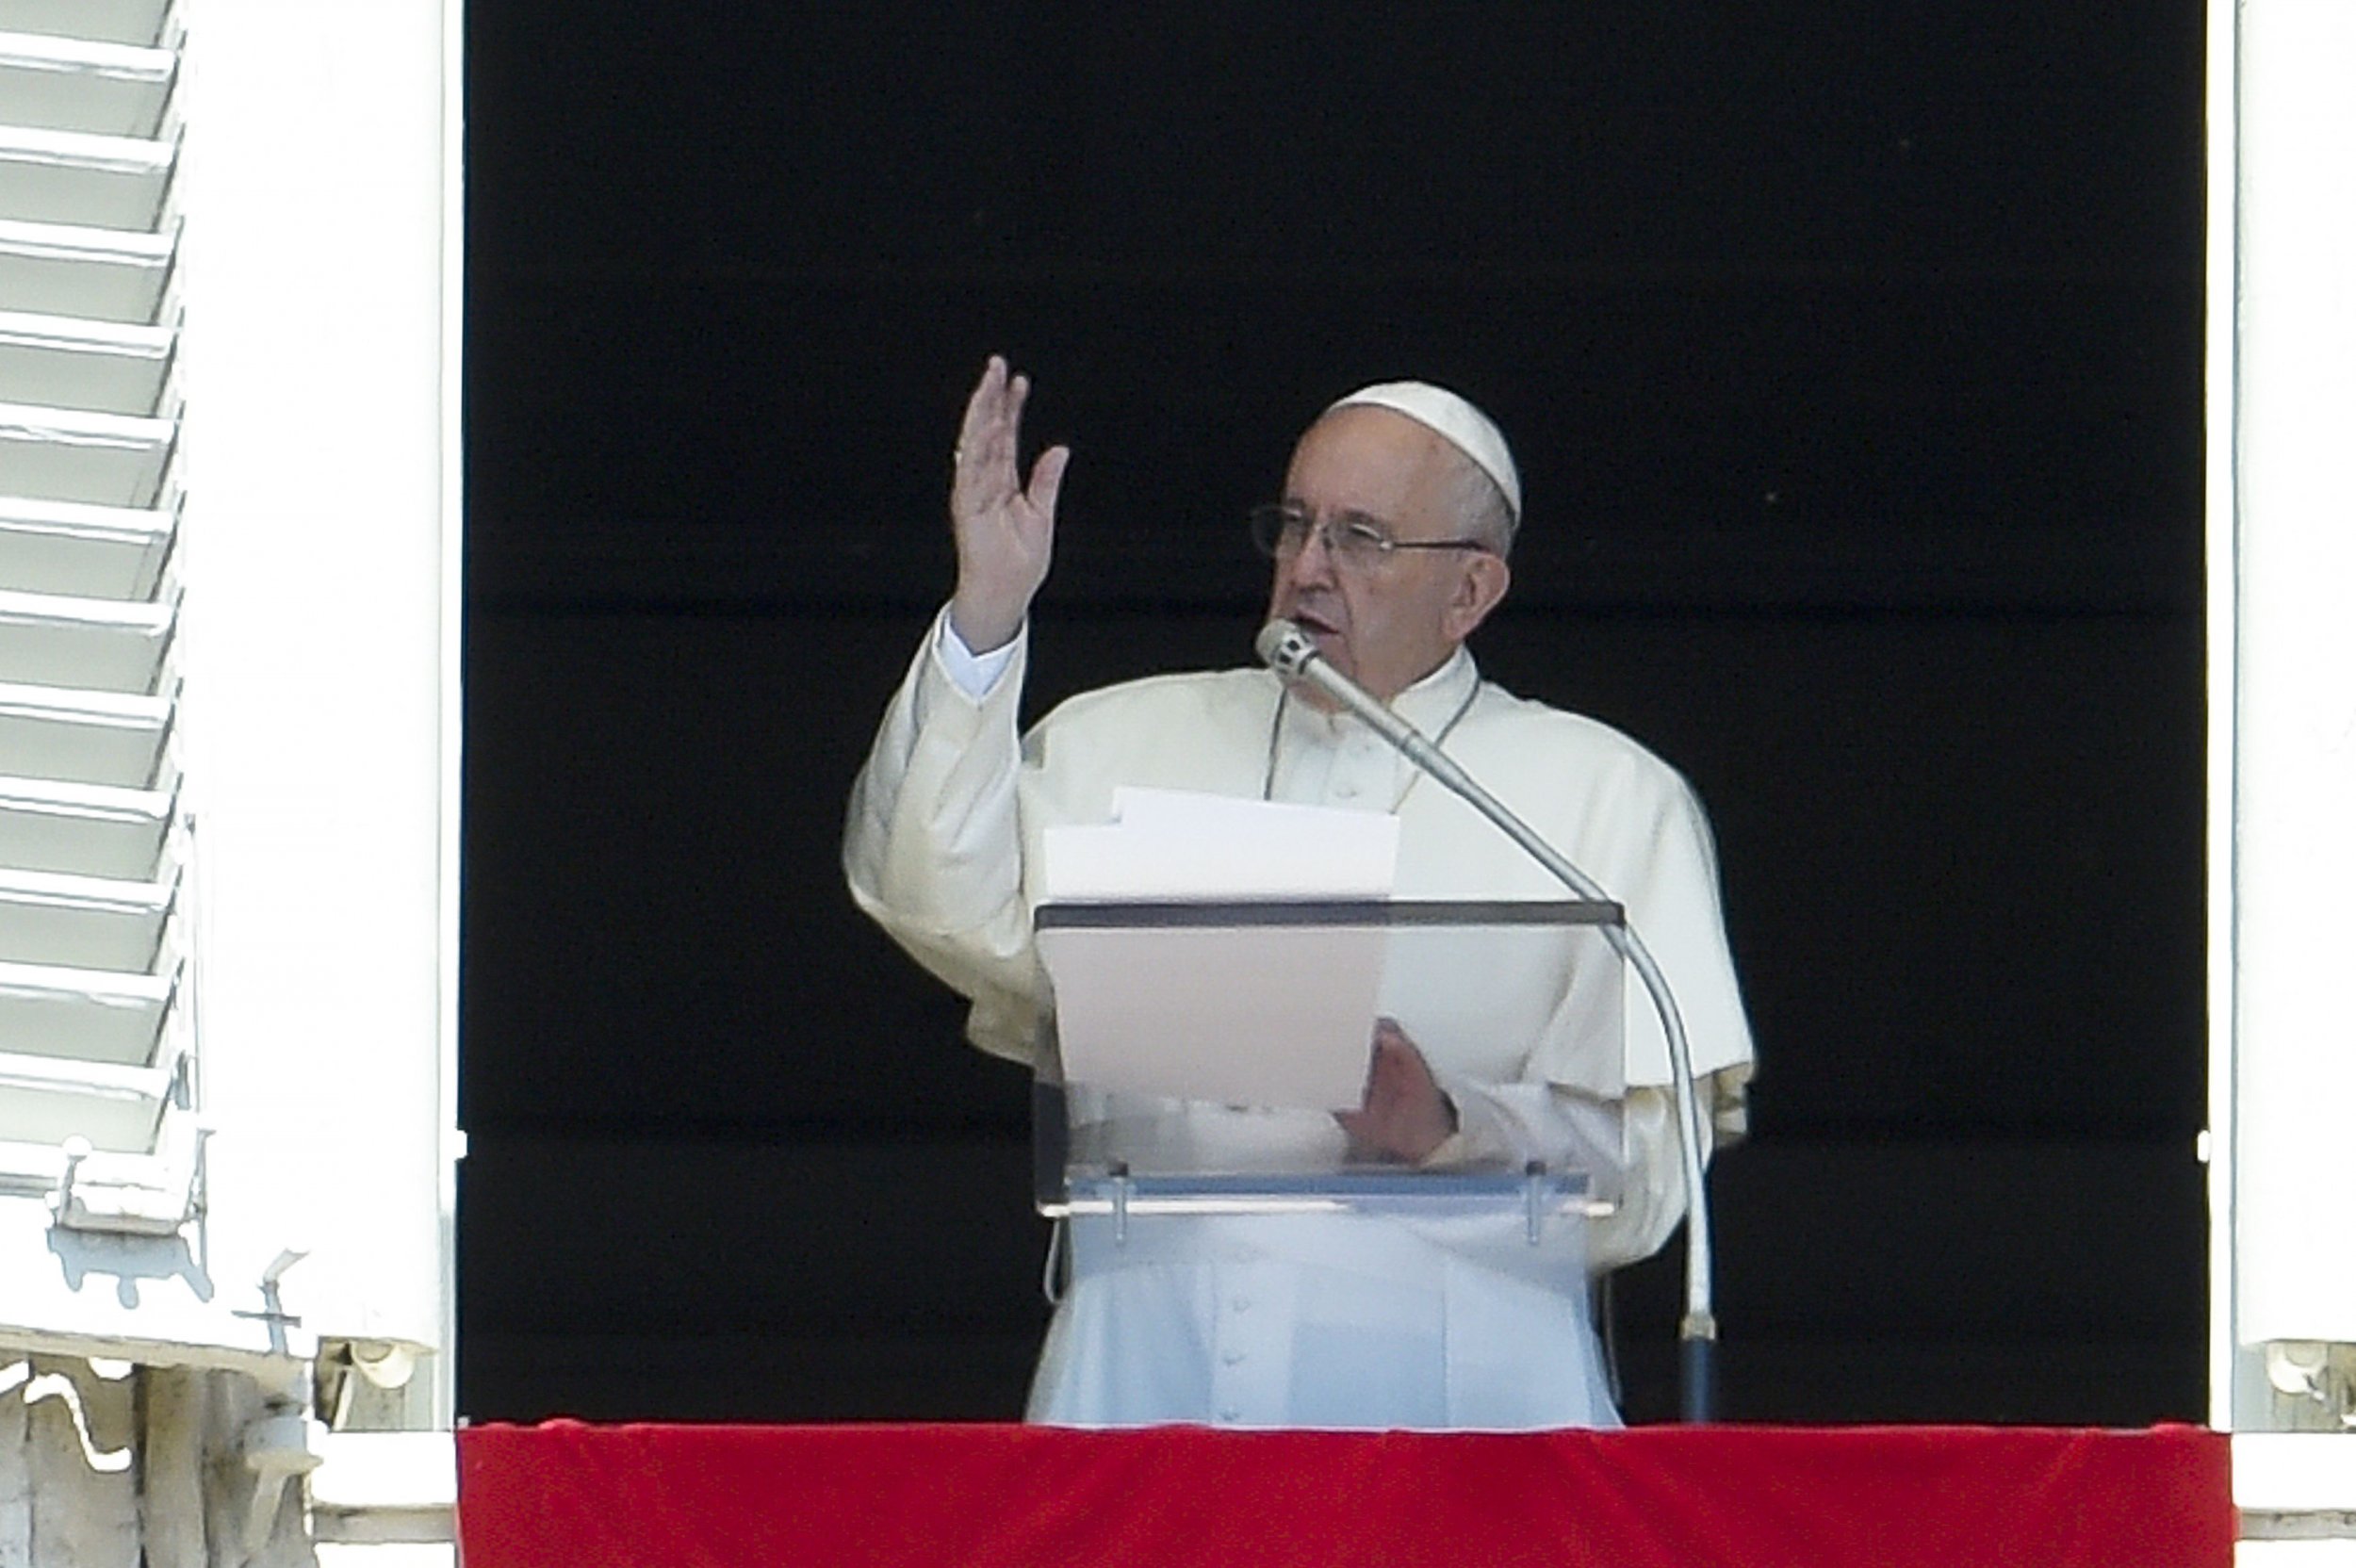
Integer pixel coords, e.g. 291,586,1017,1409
457,1420,2231,1568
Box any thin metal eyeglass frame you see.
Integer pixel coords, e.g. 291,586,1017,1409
1248,503,1496,565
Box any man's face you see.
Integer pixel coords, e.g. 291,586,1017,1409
1265,406,1511,703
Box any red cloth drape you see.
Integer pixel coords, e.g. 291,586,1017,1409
456,1420,2232,1568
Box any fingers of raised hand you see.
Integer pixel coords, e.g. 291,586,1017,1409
1023,444,1072,523
954,359,1061,522
954,361,1012,490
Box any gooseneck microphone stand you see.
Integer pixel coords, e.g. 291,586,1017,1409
1256,620,1718,1422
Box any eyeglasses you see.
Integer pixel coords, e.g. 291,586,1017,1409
1248,504,1495,567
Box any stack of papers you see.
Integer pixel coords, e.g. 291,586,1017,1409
1036,790,1399,1110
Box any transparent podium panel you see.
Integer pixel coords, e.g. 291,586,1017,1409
1035,899,1624,1179
1029,900,1628,1429
1031,898,1626,1270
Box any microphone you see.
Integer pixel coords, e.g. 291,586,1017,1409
1255,617,1722,1421
1254,621,1482,800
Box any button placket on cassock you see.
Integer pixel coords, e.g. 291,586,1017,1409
1204,1255,1298,1426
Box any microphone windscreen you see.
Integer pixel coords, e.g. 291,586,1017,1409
1255,619,1317,676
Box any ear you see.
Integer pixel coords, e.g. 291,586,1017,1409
1443,552,1511,643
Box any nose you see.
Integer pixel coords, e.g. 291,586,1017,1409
1284,518,1342,587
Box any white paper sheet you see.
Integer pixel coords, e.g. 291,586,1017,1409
1038,791,1398,1110
1041,787,1398,902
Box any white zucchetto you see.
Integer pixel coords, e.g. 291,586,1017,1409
1326,381,1521,521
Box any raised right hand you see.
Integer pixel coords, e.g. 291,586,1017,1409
947,355,1071,654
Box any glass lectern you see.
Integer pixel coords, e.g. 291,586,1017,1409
1028,897,1629,1429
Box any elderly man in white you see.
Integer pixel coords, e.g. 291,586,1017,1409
845,357,1754,1429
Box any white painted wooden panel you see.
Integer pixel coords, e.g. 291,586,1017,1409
0,681,170,788
0,958,172,1065
0,862,173,972
0,1048,168,1150
0,776,171,879
0,497,173,600
0,311,175,417
0,126,174,231
0,0,172,50
0,219,175,326
0,587,172,694
172,0,456,1374
0,402,174,509
2232,0,2356,1365
0,31,175,140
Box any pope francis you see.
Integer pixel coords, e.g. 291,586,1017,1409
844,357,1755,1429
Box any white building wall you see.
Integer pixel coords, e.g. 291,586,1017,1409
171,0,458,1380
2217,0,2356,1550
1,0,460,1557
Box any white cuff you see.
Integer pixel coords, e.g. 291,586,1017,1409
1420,1073,1629,1199
936,611,1022,700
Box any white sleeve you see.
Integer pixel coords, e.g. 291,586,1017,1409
842,606,1043,1065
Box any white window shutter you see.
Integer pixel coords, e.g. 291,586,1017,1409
0,0,458,1426
0,0,194,1236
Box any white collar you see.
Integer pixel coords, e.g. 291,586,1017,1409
1280,645,1481,744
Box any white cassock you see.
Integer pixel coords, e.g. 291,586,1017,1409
844,610,1756,1429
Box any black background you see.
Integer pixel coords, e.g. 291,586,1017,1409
458,2,2207,1424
